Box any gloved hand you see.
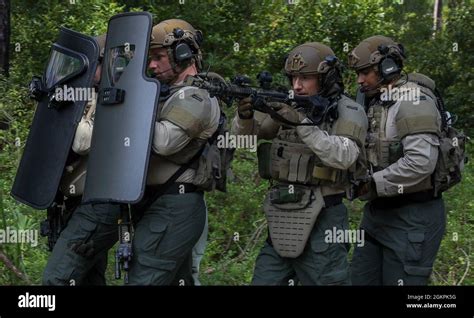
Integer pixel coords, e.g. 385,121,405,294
266,101,287,111
273,103,306,127
85,100,96,120
70,240,95,259
357,178,378,201
237,97,254,119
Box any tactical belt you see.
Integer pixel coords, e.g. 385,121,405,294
131,147,204,220
371,190,440,209
323,193,344,207
149,182,201,195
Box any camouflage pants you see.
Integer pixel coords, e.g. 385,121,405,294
351,197,446,285
42,203,120,285
252,203,351,285
128,192,206,285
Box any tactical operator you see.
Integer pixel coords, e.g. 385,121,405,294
232,43,368,285
348,36,446,285
43,35,121,285
127,19,220,285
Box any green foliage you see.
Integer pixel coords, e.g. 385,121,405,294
432,144,474,285
391,1,474,132
10,0,125,82
0,0,472,285
201,150,269,285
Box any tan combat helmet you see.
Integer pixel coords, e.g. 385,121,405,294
284,42,343,96
150,19,203,71
348,35,404,72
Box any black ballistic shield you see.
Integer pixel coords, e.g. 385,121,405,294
11,28,99,209
83,12,160,204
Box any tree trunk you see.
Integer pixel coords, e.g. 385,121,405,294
433,0,443,34
0,249,31,283
0,0,9,77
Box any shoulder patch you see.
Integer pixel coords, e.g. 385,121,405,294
395,97,441,139
331,96,368,147
161,86,214,138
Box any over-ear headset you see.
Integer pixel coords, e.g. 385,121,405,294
377,44,404,84
319,55,343,96
170,28,203,67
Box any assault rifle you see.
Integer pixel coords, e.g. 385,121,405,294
184,71,333,125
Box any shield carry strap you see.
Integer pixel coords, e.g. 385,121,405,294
133,145,205,215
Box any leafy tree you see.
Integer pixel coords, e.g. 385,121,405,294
0,0,472,285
